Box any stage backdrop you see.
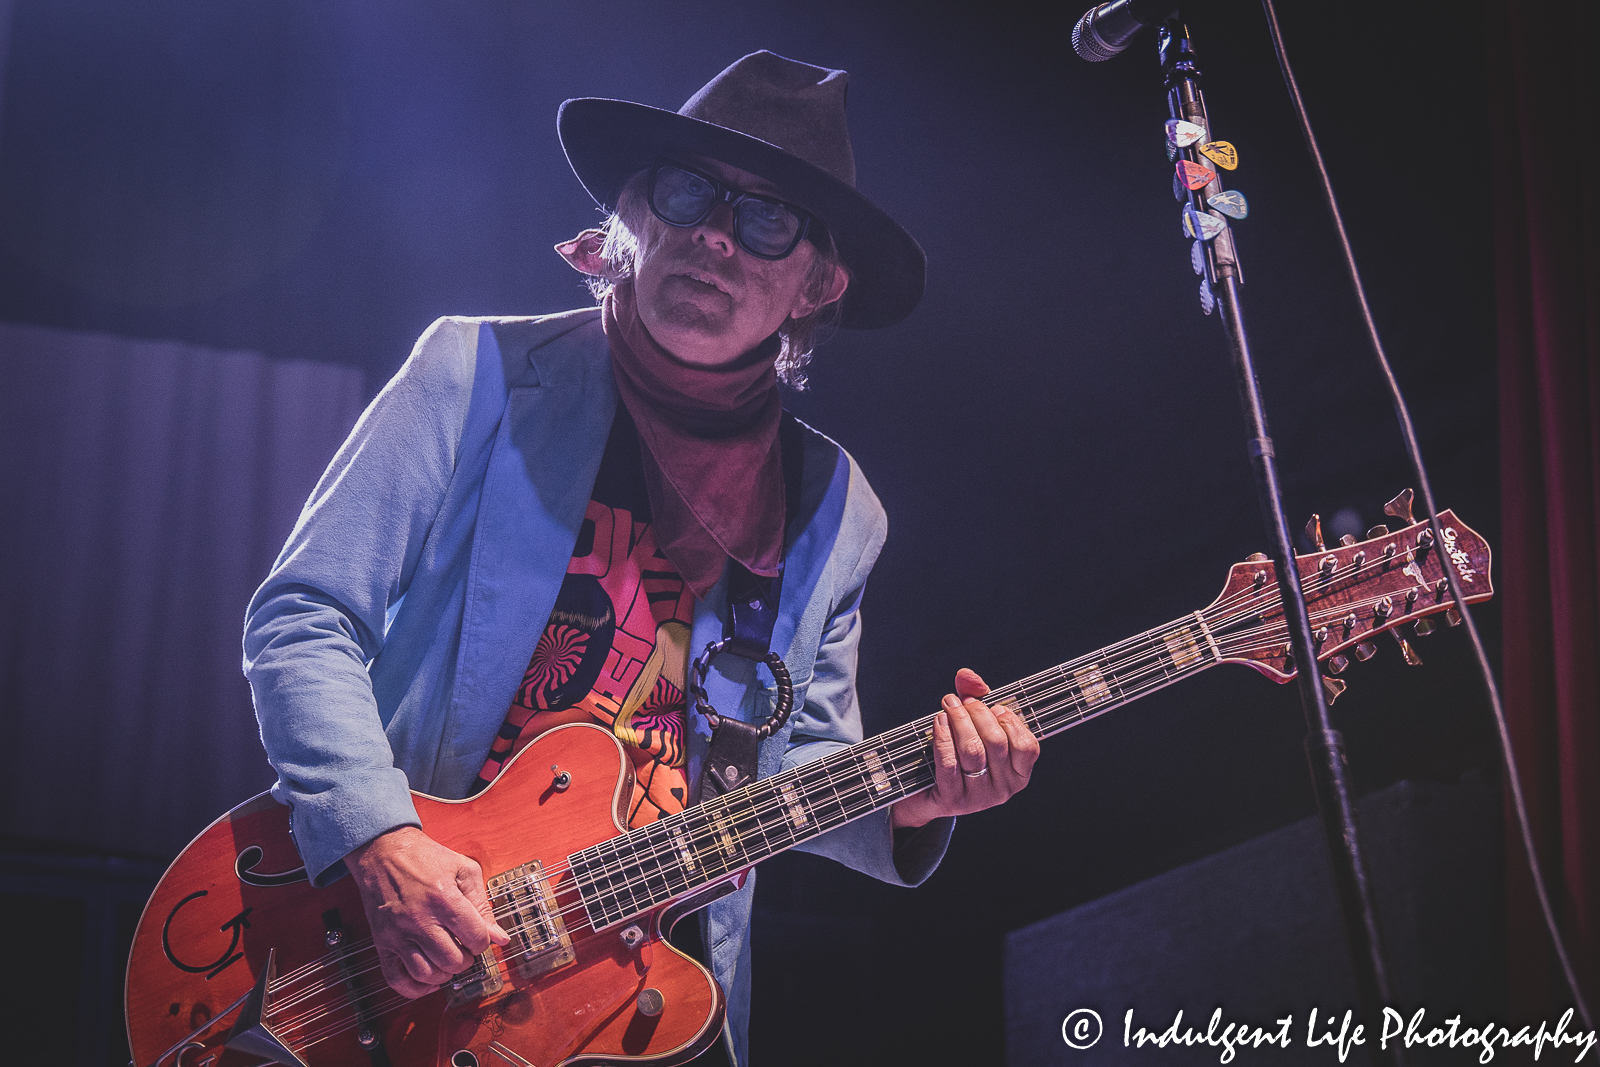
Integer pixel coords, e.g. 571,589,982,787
0,321,364,857
1491,0,1600,1017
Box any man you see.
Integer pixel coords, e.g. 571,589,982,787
244,51,1038,1065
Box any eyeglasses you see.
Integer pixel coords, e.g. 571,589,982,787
647,160,814,260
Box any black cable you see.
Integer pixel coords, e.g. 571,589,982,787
1255,0,1593,1029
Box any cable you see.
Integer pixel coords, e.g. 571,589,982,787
1256,0,1592,1028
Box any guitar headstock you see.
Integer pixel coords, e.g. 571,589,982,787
1204,507,1493,683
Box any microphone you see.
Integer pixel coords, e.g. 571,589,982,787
1071,0,1180,61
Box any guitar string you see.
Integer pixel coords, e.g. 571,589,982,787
258,543,1455,1046
272,614,1286,1030
264,551,1447,1022
518,549,1442,917
264,567,1445,1037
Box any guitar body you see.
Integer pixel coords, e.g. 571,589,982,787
126,724,726,1067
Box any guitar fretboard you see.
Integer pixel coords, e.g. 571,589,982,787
569,610,1225,929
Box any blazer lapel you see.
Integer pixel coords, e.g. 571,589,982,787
434,317,617,794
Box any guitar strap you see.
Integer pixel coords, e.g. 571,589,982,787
695,411,804,801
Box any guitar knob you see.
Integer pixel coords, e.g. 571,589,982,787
1326,654,1349,675
1354,641,1378,661
1390,630,1423,666
637,988,666,1017
1414,618,1436,637
1384,488,1416,526
551,765,571,791
1321,676,1348,704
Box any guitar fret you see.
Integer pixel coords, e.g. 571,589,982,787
804,758,860,830
556,500,1498,931
573,612,1241,931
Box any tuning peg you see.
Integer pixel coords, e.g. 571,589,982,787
1414,618,1436,637
1366,524,1390,538
1339,534,1358,547
1322,676,1348,704
1446,607,1462,626
1384,488,1415,526
1246,552,1269,562
1354,641,1378,661
1390,630,1423,666
1305,514,1325,553
1326,654,1350,675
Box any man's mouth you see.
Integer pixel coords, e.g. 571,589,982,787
676,269,730,295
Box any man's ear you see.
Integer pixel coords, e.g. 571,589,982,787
794,261,850,318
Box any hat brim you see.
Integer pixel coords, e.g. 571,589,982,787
558,97,925,330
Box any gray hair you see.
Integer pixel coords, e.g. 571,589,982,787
583,172,847,390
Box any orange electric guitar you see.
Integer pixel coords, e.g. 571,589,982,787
126,497,1492,1067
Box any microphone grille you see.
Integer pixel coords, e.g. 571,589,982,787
1071,6,1121,62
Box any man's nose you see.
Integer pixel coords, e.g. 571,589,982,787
692,201,738,256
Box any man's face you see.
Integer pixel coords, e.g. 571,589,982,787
631,158,845,367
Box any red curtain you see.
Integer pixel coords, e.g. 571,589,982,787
1490,0,1600,1015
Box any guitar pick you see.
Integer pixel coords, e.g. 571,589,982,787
1208,189,1249,219
1178,159,1216,190
1166,118,1206,148
1191,239,1206,276
1173,172,1188,202
1199,277,1216,315
1199,140,1238,169
1183,204,1228,241
1166,138,1178,162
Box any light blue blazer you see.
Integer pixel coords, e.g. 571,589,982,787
243,309,952,1065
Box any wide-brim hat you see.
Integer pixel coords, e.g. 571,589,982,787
558,50,925,330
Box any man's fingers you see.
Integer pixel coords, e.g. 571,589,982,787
930,708,960,784
996,701,1041,778
963,697,1010,765
453,864,511,951
942,693,989,775
376,941,445,999
954,668,991,700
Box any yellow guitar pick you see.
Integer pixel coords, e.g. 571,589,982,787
1199,140,1238,170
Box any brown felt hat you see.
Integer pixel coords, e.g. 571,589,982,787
558,51,926,329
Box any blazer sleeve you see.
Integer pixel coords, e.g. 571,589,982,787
779,485,954,887
242,318,479,886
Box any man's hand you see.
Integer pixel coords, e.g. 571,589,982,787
345,826,511,999
891,668,1039,829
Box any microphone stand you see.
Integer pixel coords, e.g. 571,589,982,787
1158,20,1401,1058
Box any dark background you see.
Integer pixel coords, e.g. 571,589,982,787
0,0,1501,1062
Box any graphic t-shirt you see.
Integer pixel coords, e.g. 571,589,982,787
471,408,695,826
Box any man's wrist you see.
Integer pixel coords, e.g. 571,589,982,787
890,794,935,830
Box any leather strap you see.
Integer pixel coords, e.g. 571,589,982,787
694,412,805,799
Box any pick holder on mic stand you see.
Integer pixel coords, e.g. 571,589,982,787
1158,20,1401,1058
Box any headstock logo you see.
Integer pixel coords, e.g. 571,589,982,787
1441,527,1477,583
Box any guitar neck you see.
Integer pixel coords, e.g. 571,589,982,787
570,608,1222,929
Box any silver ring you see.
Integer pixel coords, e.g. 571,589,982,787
963,766,989,779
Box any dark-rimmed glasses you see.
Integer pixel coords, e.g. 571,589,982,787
647,160,814,260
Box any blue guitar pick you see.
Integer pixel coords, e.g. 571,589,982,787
1208,190,1249,220
1183,204,1227,241
1200,278,1216,315
1191,240,1206,276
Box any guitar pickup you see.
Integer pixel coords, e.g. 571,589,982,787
487,861,576,984
447,952,503,1008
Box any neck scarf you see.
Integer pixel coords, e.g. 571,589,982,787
601,277,785,598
